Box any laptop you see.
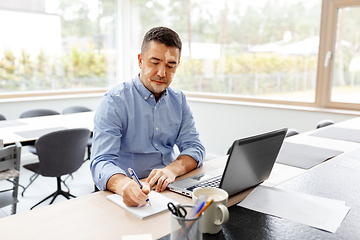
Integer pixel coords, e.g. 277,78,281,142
168,128,287,197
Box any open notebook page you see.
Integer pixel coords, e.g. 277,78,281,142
107,191,180,220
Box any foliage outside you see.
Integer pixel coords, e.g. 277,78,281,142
0,43,108,92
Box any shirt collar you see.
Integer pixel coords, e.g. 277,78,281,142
133,74,168,101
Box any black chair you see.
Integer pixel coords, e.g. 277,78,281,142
23,128,91,210
62,106,92,114
316,119,334,129
62,106,93,161
285,128,299,138
20,109,61,196
20,109,60,119
0,113,6,121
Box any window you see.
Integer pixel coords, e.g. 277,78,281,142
317,0,360,111
330,5,360,105
1,0,360,111
0,0,116,95
130,0,322,104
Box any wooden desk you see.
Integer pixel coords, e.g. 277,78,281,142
0,112,94,146
0,154,307,240
1,117,360,239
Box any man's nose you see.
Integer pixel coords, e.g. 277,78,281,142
157,65,166,78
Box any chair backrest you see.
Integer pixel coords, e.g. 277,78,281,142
0,142,21,174
0,113,6,121
316,119,334,129
285,128,299,138
20,109,60,119
35,128,91,177
62,106,92,114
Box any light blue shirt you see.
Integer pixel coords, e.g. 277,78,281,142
90,75,205,190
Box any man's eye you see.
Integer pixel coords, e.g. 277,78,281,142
152,62,159,65
167,64,175,68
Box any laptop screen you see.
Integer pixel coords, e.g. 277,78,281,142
220,128,287,196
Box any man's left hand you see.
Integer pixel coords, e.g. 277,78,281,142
146,168,176,192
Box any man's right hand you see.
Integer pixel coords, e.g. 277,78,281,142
121,180,151,207
107,173,150,207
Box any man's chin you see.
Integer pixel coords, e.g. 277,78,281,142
151,85,167,94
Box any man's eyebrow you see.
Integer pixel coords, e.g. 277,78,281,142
150,57,161,61
150,57,178,64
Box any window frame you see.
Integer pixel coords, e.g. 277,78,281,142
1,0,360,112
317,0,360,111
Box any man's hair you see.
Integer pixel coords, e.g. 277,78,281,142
141,26,182,58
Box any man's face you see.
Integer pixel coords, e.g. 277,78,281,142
138,40,180,99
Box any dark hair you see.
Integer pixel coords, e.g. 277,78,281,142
141,26,182,58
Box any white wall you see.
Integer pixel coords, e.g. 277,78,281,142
187,99,357,158
1,96,357,159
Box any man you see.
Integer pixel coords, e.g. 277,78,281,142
90,26,205,207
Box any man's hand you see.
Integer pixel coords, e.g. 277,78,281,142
121,180,151,207
146,155,198,192
107,174,150,207
146,168,176,192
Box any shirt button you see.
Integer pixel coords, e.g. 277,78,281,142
144,97,147,100
155,143,158,146
150,95,153,98
156,127,158,130
154,107,157,110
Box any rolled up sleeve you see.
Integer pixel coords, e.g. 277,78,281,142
90,94,126,190
176,93,205,168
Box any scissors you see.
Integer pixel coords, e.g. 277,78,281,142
167,202,187,218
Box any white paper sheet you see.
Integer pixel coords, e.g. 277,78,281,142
107,191,179,220
237,185,350,233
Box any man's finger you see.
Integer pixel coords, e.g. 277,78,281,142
160,178,169,192
146,170,156,183
148,171,162,187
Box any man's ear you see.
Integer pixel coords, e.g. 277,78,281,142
138,53,143,69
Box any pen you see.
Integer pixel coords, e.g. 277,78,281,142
188,199,205,219
177,199,214,239
194,198,213,218
127,167,151,206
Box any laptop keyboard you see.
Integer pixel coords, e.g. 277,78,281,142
186,176,222,192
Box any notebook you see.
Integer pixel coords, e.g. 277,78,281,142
107,191,179,220
168,128,287,197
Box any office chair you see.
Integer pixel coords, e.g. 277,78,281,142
20,109,60,119
285,128,299,138
22,128,91,210
0,113,6,121
316,119,334,129
0,142,22,215
19,109,61,196
62,106,93,161
62,106,92,114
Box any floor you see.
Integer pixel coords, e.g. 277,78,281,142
0,148,95,218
